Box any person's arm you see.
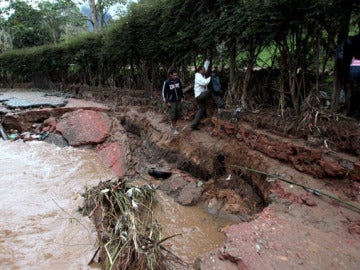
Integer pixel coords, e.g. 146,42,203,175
195,73,211,86
204,59,210,72
162,81,169,103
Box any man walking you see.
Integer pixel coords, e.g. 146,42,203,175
162,69,184,135
190,62,212,130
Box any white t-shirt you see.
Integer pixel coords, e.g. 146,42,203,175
194,72,211,98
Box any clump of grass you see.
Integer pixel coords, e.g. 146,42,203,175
80,179,186,270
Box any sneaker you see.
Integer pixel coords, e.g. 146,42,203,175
191,126,200,131
173,130,179,135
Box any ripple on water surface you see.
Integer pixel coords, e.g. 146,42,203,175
0,140,115,270
0,140,228,269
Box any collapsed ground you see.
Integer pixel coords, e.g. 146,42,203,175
1,87,360,269
80,86,360,269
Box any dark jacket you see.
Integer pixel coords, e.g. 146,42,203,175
162,78,184,103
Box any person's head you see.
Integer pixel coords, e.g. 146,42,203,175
197,66,206,75
168,69,178,80
211,67,218,76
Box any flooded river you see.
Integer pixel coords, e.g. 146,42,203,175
0,140,226,269
0,140,115,269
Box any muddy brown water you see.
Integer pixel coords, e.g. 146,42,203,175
0,141,113,269
153,191,227,264
0,140,226,269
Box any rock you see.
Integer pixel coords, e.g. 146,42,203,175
207,197,222,215
223,122,236,135
300,194,317,207
160,175,189,196
176,181,203,206
96,142,126,177
56,110,111,146
44,133,69,147
43,117,57,132
319,156,345,177
199,250,239,270
218,245,249,270
349,162,360,181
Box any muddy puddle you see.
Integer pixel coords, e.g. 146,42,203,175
0,140,227,268
153,191,227,264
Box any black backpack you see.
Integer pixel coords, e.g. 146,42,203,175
211,74,221,92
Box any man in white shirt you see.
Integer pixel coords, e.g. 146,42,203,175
190,63,212,130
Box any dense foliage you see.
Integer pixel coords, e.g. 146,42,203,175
0,0,359,115
0,0,88,49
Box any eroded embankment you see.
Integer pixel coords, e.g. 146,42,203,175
116,105,360,270
118,109,271,219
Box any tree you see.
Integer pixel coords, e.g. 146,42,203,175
0,0,88,49
85,0,127,32
0,1,50,48
38,0,88,43
0,17,12,52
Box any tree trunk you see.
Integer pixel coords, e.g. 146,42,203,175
141,60,152,98
241,61,253,110
89,0,99,32
225,38,238,106
228,38,236,93
241,42,260,110
278,49,287,117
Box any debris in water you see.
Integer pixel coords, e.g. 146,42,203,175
0,123,7,140
81,179,188,270
148,168,172,179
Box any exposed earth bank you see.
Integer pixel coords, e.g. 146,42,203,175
1,88,360,270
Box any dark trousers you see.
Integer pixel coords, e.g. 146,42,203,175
349,66,360,119
191,91,209,129
350,66,360,83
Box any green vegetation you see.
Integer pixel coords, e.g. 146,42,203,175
0,0,359,115
0,0,88,49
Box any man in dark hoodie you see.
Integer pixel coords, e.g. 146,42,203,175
162,69,184,134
